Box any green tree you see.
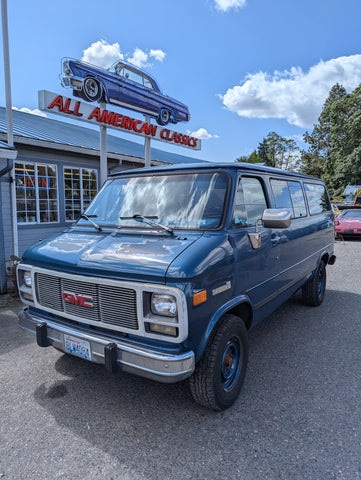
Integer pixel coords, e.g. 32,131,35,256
258,132,298,169
301,84,347,180
326,85,361,195
236,150,262,164
302,82,361,197
257,138,272,166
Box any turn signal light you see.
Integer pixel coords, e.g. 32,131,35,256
193,290,207,306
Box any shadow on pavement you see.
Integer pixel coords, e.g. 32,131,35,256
31,289,361,480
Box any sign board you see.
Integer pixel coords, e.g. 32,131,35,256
38,90,201,151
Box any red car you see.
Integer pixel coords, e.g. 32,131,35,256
335,209,361,237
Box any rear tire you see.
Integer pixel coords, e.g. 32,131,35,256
157,108,172,126
302,261,326,306
190,314,249,411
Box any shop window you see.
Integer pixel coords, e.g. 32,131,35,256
64,167,98,221
15,162,58,224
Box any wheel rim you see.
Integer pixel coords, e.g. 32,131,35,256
160,109,170,124
221,337,241,391
84,78,99,99
317,267,325,297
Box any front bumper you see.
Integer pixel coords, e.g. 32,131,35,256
18,309,195,383
60,75,83,90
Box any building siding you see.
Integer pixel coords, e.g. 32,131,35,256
1,173,12,260
3,145,123,260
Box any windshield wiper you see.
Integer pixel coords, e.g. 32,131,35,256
79,213,102,231
119,214,174,235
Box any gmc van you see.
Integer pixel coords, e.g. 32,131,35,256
17,163,336,410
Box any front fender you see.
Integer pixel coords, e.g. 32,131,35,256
195,294,253,362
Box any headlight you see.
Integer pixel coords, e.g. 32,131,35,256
151,294,177,317
23,271,32,287
63,60,72,75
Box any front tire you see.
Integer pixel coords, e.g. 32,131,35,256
82,77,102,102
302,261,326,306
190,314,249,411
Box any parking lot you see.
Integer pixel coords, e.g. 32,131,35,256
0,239,360,480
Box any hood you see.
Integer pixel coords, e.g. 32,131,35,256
22,228,202,283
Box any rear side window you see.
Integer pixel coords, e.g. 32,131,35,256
271,179,307,218
304,183,331,215
233,177,267,227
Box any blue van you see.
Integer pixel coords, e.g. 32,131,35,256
17,163,335,410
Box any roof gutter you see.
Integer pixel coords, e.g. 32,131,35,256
0,147,17,176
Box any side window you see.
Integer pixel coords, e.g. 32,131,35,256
233,177,267,227
271,179,307,218
304,183,331,215
271,179,293,211
288,182,307,217
119,67,142,85
143,75,153,89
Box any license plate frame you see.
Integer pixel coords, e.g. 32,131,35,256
64,334,92,361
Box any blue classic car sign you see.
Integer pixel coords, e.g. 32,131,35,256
60,58,190,126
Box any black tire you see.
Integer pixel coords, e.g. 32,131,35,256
190,314,249,411
82,77,102,102
157,108,172,126
302,261,326,306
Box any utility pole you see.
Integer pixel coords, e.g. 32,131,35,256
1,0,18,293
1,0,13,147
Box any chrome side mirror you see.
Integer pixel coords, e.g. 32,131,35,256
248,209,292,250
262,208,292,229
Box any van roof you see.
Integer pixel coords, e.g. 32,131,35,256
110,162,323,182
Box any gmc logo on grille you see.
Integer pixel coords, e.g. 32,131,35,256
63,291,93,308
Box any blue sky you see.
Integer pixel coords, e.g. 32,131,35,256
1,0,361,163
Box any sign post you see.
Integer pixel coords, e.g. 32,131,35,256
99,101,107,185
144,115,151,167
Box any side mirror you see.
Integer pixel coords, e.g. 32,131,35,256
248,208,292,250
262,209,292,229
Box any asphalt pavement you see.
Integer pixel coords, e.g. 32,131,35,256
0,239,360,480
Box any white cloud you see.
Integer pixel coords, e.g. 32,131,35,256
221,54,361,128
81,40,123,68
188,128,219,140
127,47,149,68
81,41,166,70
150,49,166,62
215,0,246,12
127,47,166,68
13,107,48,118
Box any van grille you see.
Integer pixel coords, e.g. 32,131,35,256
34,272,138,330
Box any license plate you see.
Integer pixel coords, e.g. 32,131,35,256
64,334,91,361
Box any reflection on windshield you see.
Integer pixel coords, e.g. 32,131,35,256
79,172,228,230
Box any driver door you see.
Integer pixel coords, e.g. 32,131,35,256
228,175,280,310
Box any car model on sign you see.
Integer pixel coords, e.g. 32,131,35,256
17,163,335,411
335,209,361,238
60,58,190,126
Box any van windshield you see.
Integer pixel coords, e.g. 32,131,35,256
79,172,229,230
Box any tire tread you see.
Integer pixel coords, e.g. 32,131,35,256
190,314,248,411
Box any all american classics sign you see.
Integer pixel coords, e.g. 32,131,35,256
38,90,201,151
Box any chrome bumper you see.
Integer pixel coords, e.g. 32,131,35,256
60,75,83,90
18,310,195,383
